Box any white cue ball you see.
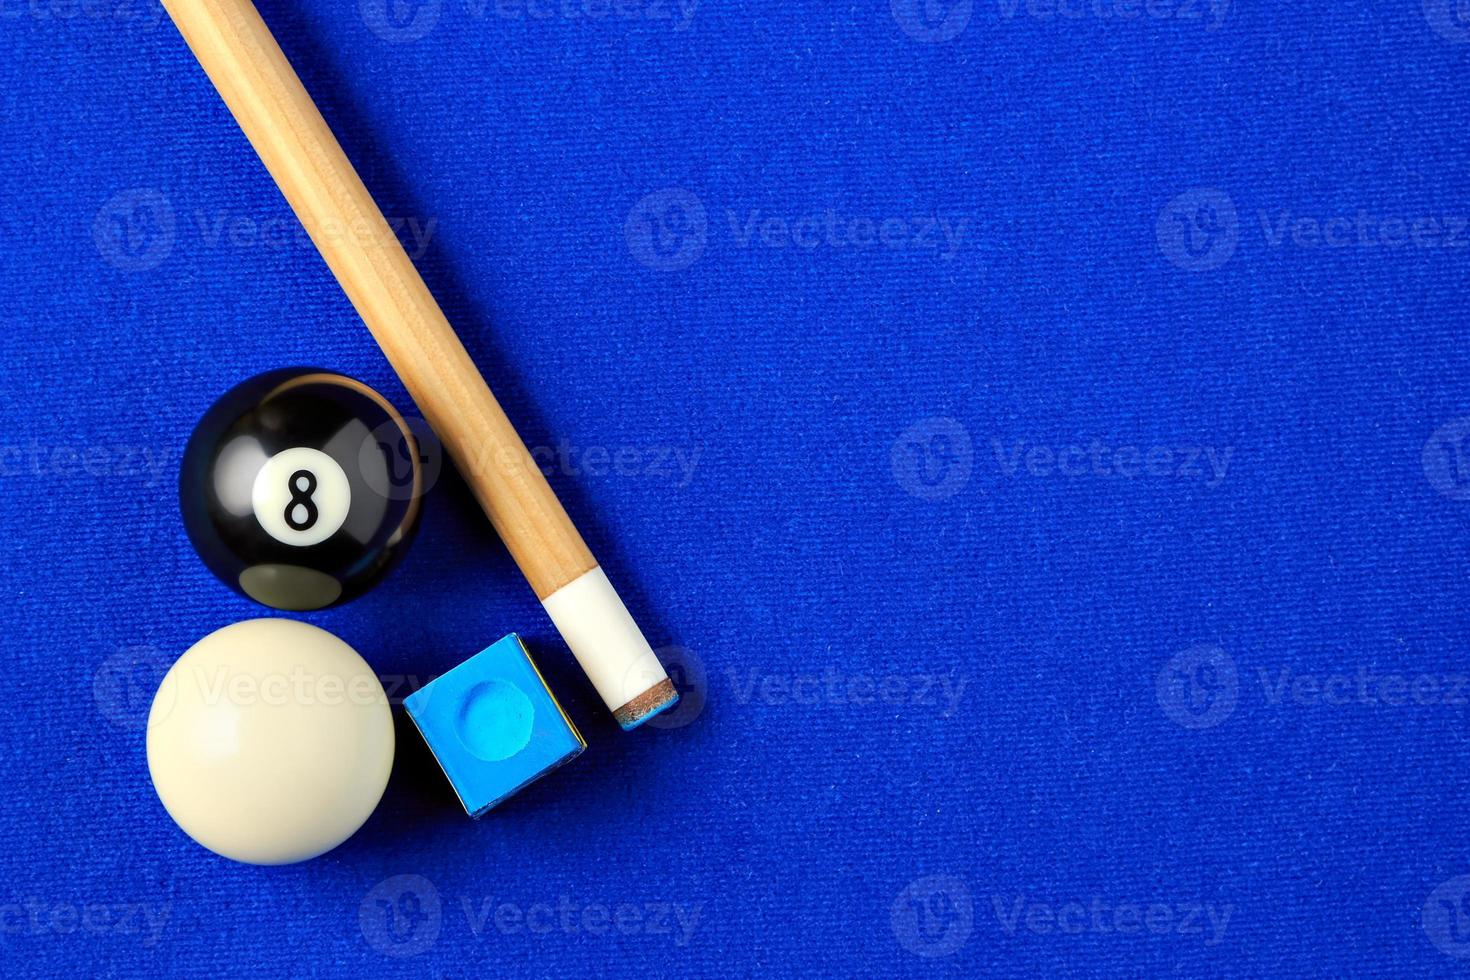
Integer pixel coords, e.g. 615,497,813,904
146,619,394,865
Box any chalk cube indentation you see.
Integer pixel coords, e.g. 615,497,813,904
405,634,585,816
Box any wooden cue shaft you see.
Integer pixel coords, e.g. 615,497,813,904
161,0,676,727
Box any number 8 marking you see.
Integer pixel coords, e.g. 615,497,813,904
284,469,319,531
252,448,349,546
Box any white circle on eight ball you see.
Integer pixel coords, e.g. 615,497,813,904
250,447,352,547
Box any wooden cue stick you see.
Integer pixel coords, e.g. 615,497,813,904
160,0,677,729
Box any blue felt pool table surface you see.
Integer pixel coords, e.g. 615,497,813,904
3,0,1470,976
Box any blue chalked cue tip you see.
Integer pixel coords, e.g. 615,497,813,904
406,635,586,816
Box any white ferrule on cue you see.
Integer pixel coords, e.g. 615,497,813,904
541,567,673,725
160,0,676,729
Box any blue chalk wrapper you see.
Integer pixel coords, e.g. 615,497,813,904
405,634,585,816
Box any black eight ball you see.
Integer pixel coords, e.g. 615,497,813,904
180,368,425,610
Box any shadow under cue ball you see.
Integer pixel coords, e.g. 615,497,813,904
180,367,425,611
147,619,394,865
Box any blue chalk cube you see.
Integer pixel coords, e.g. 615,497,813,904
405,634,585,816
